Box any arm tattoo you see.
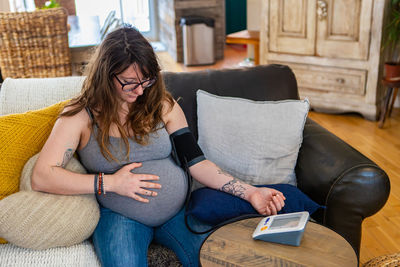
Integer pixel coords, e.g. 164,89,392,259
217,169,234,178
219,173,246,199
57,148,74,168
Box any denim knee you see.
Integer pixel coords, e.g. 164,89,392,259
154,208,211,267
93,207,153,267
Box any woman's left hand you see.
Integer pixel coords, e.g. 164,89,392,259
247,187,286,216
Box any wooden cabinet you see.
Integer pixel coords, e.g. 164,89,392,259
260,0,389,120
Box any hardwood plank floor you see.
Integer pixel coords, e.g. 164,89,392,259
157,44,400,265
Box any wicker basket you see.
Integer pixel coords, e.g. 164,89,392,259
0,8,72,79
363,253,400,267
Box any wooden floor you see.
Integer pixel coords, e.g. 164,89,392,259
157,44,400,266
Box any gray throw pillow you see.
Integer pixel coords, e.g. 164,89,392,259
196,90,309,187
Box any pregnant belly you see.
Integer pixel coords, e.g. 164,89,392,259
96,156,188,227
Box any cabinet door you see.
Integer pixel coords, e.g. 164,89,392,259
316,0,372,60
269,0,317,55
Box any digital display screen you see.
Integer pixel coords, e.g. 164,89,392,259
269,216,300,230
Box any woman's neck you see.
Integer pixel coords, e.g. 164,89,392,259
118,102,132,123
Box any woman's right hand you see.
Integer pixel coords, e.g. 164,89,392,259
107,162,161,203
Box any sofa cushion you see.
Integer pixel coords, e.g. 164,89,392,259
0,101,68,200
196,90,309,187
0,101,68,243
0,240,101,266
0,154,100,250
186,184,324,225
163,65,299,139
0,76,84,115
0,241,181,267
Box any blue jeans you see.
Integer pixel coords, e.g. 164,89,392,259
92,207,211,267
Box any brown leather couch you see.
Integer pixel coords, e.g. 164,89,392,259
0,65,389,265
163,64,391,259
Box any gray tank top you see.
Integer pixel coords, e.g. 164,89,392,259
77,109,188,227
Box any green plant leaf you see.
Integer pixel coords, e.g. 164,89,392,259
38,0,60,9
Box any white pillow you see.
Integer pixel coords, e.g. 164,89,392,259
0,154,99,250
0,76,84,115
196,90,309,186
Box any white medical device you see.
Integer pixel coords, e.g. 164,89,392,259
252,211,309,246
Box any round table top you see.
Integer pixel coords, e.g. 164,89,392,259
200,218,358,267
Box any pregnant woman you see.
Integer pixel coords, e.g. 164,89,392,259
31,25,286,267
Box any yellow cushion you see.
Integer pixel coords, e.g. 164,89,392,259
0,100,69,243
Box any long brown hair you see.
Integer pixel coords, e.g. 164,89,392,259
62,25,174,161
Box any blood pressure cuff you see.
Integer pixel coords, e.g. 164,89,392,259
170,127,206,167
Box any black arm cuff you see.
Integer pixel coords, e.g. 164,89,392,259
170,127,206,167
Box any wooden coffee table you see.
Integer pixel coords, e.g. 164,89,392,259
200,218,357,267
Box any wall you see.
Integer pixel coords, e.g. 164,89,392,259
247,0,261,31
0,0,10,11
245,0,261,59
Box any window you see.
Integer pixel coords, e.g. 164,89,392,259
75,0,157,40
8,0,35,11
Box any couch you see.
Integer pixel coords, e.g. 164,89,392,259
0,64,390,265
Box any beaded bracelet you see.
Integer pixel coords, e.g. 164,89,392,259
100,172,105,195
102,173,106,195
94,173,106,195
94,173,99,195
98,173,102,195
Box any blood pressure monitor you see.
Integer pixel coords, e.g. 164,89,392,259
252,211,309,246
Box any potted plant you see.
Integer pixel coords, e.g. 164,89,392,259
383,0,400,80
37,0,60,10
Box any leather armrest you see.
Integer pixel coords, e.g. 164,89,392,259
295,118,390,257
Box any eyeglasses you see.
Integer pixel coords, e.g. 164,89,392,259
113,74,157,92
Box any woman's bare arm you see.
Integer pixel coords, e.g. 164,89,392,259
32,108,96,194
32,107,161,202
